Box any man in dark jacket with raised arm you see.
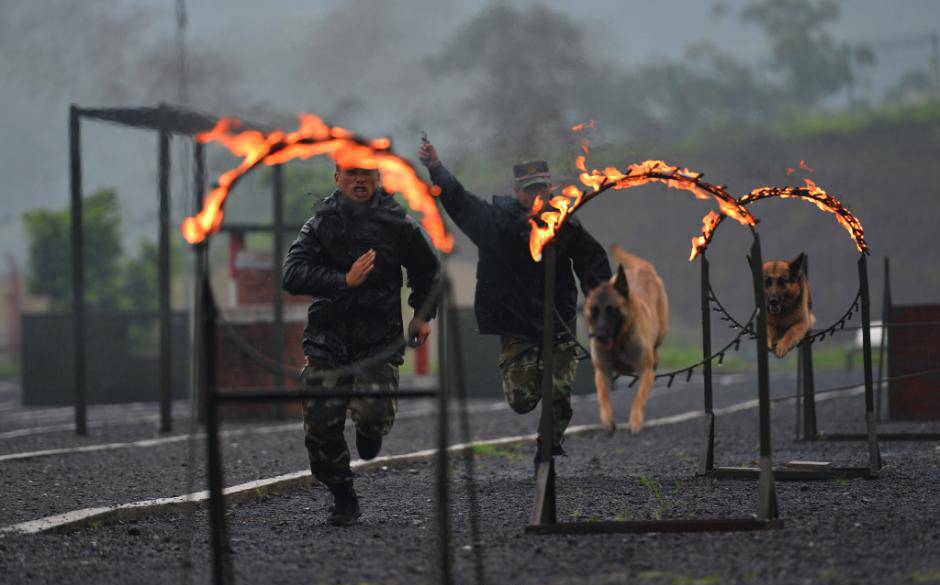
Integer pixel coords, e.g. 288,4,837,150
283,164,440,526
418,142,611,459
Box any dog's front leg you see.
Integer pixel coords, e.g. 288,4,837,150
774,322,811,358
766,325,777,354
594,367,616,436
628,359,654,434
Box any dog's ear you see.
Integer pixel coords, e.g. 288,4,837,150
789,253,806,279
613,265,630,299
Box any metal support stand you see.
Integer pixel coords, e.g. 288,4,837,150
435,278,453,585
529,236,781,534
69,105,87,436
203,268,232,585
192,141,207,424
811,256,939,441
748,236,778,520
799,338,818,441
530,244,557,527
858,254,882,474
699,255,715,476
876,256,890,421
158,117,173,433
711,250,878,481
272,164,286,419
201,262,456,584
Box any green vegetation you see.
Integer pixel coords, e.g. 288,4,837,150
639,476,668,521
23,188,181,312
0,356,19,380
638,571,722,585
470,443,521,462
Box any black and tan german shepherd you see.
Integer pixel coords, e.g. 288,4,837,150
764,252,815,358
584,246,669,435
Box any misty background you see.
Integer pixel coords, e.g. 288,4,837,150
2,0,939,347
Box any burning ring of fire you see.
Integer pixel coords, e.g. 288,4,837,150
528,158,757,262
181,114,453,253
689,179,869,259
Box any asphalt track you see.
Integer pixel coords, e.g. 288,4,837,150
1,370,938,584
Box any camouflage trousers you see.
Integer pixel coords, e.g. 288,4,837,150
499,336,579,448
301,356,400,488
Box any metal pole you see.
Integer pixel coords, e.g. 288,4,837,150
272,165,286,419
699,255,715,475
69,105,87,436
795,347,802,440
858,254,882,475
531,243,557,526
749,234,778,520
931,32,939,99
800,340,818,440
876,256,891,420
435,277,452,585
158,118,173,433
192,141,206,424
449,275,485,585
800,258,817,440
203,269,231,585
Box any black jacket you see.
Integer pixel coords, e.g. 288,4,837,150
429,164,611,340
282,189,440,365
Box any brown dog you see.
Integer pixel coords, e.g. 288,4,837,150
764,253,815,358
584,246,669,434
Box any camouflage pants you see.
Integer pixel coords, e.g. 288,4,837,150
301,356,399,488
499,336,579,447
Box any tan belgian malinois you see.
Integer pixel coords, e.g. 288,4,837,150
764,252,815,358
584,245,669,434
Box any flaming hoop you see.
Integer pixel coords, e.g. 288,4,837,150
690,178,869,259
528,125,756,262
181,114,453,253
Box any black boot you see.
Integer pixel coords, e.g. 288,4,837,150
355,429,383,461
326,484,361,526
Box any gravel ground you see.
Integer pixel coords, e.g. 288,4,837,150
0,370,812,527
2,368,939,585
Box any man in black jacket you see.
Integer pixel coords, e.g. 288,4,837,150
283,165,440,526
418,142,611,458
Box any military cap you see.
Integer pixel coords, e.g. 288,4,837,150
513,160,551,189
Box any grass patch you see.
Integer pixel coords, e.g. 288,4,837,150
639,476,668,521
912,571,940,583
672,575,721,585
0,355,20,380
638,571,721,585
470,443,520,461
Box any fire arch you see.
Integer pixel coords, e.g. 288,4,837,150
688,179,869,260
181,114,453,254
525,141,756,262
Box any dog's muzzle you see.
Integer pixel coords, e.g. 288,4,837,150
594,335,614,352
767,297,782,314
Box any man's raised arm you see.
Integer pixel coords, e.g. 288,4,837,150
419,140,499,246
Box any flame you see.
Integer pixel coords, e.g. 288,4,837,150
690,177,868,258
528,154,755,261
690,211,722,261
181,114,453,253
571,119,595,133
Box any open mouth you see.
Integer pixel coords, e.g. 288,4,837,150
768,303,781,314
597,338,614,352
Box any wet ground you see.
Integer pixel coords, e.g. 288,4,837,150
1,370,938,584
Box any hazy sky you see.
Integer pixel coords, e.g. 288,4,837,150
1,0,938,270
